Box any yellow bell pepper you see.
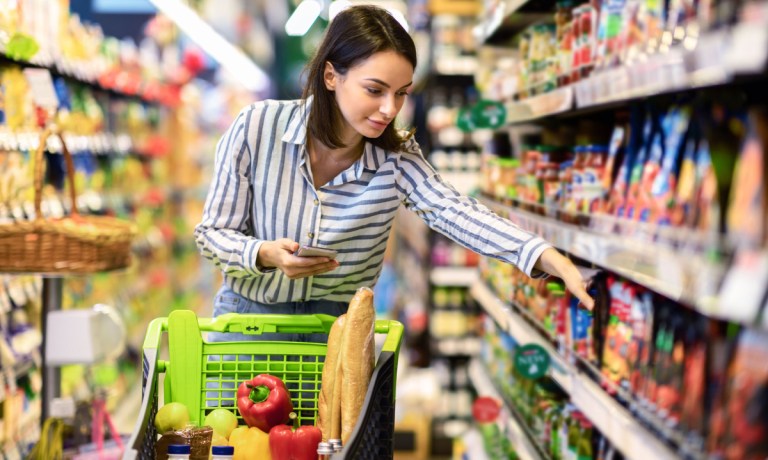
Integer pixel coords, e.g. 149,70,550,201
229,426,272,460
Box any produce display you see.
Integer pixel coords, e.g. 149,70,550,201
148,287,378,459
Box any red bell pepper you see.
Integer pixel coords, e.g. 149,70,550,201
269,413,322,460
237,374,294,432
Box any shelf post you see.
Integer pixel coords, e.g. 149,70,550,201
41,276,63,424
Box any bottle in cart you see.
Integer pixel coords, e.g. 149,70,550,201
329,438,343,453
211,445,235,459
166,444,191,460
317,441,335,459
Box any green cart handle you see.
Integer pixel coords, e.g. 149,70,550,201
143,312,403,355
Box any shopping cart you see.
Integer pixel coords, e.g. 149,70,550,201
124,310,403,459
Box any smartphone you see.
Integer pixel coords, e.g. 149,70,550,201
294,245,338,259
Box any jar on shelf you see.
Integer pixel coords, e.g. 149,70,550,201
578,3,597,79
570,5,583,83
498,158,520,202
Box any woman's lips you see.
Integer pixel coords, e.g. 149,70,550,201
368,119,389,130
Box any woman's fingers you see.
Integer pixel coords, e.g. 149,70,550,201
283,259,340,279
570,280,595,311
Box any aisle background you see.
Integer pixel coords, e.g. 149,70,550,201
1,0,767,459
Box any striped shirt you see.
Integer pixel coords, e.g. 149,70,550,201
194,98,551,304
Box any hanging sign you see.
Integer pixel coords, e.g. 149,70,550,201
514,344,550,380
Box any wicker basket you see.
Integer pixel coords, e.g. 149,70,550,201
0,127,136,274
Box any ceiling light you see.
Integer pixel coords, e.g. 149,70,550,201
285,0,323,37
147,0,269,92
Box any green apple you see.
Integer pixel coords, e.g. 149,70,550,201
204,408,239,439
154,402,190,433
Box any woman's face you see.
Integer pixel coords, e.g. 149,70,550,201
324,50,414,143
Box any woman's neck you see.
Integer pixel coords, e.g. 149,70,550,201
309,135,365,163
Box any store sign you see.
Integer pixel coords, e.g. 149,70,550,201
514,344,550,380
456,100,507,132
471,396,501,423
472,100,506,129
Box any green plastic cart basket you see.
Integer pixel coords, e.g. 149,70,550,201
124,310,403,459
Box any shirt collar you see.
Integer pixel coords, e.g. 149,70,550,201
281,96,311,145
285,95,390,183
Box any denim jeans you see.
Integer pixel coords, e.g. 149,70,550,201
205,284,347,407
208,283,347,342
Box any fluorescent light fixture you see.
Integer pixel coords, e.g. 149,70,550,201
329,0,353,20
147,0,270,92
285,0,323,37
328,0,409,32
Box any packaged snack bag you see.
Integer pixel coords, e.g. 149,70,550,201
628,289,654,397
670,134,698,227
726,108,767,247
651,107,691,225
680,315,707,442
722,329,768,460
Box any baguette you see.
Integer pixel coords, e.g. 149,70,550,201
318,314,346,442
340,287,376,443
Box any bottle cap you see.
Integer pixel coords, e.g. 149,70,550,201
167,444,191,454
212,445,235,455
317,442,335,455
329,439,343,452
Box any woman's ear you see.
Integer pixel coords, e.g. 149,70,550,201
324,62,336,91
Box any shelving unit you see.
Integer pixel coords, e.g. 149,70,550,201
0,50,180,107
470,280,681,460
433,336,483,357
475,0,554,45
430,266,479,287
486,19,768,126
468,358,543,460
476,195,768,326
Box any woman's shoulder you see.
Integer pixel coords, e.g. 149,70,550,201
238,98,303,117
230,99,306,136
397,130,422,156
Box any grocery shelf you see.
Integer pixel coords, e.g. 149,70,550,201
0,49,174,106
504,86,573,124
433,336,482,357
459,428,492,460
478,196,733,319
468,359,543,460
470,280,680,460
430,266,479,287
496,20,768,126
475,0,554,45
0,131,133,155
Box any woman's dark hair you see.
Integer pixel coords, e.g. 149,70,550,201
302,5,417,152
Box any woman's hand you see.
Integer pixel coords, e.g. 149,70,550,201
534,248,595,311
257,238,340,279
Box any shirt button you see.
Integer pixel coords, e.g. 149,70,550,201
314,199,319,206
307,232,314,239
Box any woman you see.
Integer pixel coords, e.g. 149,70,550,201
195,5,593,342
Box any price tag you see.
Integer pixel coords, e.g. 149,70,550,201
718,249,768,323
513,343,550,380
22,68,59,110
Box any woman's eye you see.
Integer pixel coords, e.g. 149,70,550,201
366,88,382,95
397,91,409,97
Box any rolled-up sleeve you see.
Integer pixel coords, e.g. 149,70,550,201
194,106,270,277
398,145,551,277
